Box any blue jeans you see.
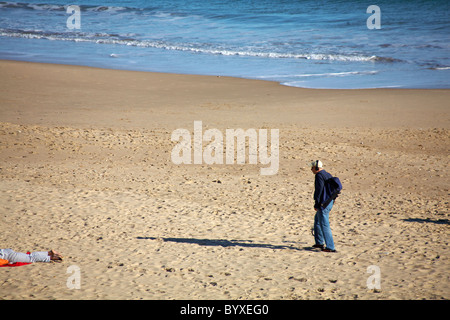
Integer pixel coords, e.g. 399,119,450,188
314,200,335,250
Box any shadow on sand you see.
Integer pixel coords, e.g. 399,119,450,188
402,218,449,225
137,236,316,252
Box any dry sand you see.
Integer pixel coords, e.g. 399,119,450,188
0,60,449,300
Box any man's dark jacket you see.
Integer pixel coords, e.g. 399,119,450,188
314,170,332,210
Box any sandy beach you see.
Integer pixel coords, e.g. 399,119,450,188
0,59,449,300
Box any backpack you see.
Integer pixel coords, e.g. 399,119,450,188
321,176,342,208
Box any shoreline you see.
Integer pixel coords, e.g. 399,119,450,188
1,57,449,91
0,59,449,300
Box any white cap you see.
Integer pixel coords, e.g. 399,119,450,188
310,160,323,168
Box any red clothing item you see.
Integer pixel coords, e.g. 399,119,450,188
0,262,32,267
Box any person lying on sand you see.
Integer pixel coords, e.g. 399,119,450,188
0,248,63,264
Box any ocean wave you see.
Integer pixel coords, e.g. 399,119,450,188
0,28,400,63
0,1,212,22
429,66,450,70
282,81,404,89
0,1,129,13
257,71,379,79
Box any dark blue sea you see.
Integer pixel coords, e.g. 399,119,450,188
0,0,449,88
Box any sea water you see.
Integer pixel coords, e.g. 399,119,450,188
0,0,449,89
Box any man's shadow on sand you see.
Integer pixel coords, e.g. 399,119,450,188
137,236,317,252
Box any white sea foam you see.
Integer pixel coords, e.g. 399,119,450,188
0,29,398,63
0,2,127,12
257,71,379,79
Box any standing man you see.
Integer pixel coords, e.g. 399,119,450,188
311,160,336,252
